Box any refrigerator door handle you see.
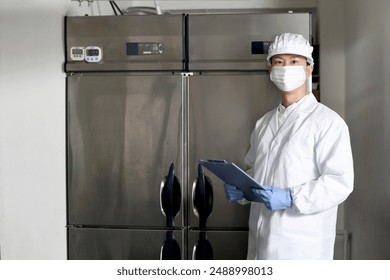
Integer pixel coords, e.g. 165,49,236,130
192,164,213,228
160,231,181,260
192,231,214,260
160,163,181,228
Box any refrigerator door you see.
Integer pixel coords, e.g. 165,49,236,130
68,228,184,260
188,13,311,71
67,74,182,228
188,230,248,260
65,15,184,72
188,74,279,229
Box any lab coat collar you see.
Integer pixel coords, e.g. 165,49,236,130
270,93,318,137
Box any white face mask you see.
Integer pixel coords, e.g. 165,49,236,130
270,66,307,92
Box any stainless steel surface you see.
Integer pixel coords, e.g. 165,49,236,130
67,74,182,227
66,13,311,260
181,73,191,233
188,230,248,260
188,73,280,229
188,13,311,71
191,178,199,218
68,228,184,260
65,15,184,72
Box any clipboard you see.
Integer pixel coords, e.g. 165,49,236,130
198,159,264,201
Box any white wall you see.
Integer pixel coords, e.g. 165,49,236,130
319,0,390,260
343,0,390,259
0,1,68,259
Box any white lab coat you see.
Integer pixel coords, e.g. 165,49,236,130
245,93,354,260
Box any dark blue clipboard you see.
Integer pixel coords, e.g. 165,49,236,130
199,159,264,201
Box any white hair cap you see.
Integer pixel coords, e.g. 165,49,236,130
267,33,314,66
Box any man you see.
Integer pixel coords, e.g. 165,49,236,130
224,33,354,260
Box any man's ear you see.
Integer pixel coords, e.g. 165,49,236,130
305,65,313,78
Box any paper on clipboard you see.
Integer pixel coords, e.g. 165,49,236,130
198,159,264,201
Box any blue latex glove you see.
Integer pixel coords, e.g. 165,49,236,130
251,186,293,210
223,183,244,202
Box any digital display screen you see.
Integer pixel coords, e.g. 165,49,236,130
251,41,272,54
87,49,99,56
126,42,164,55
72,49,83,55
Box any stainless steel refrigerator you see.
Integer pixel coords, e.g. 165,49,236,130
65,13,311,260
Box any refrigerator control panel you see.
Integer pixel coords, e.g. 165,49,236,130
251,41,272,54
85,46,102,63
127,42,164,55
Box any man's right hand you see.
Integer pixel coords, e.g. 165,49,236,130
223,183,245,202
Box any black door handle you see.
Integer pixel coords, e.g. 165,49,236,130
192,231,213,260
160,231,181,260
160,163,181,228
192,164,213,228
